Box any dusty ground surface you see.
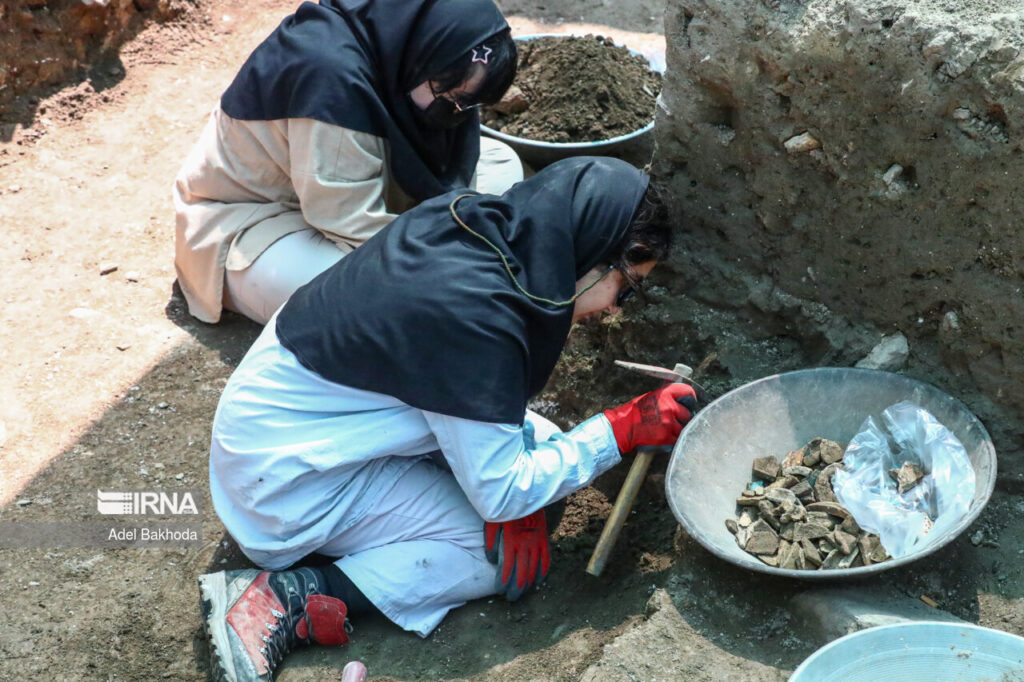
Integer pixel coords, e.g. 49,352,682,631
2,0,1024,680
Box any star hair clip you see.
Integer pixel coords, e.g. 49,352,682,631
471,45,492,65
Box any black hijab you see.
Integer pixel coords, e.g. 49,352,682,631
220,0,507,201
275,157,650,424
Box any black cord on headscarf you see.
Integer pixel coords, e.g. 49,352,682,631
275,157,650,425
220,0,507,201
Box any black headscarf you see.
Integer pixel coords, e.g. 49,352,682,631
275,157,650,424
220,0,507,201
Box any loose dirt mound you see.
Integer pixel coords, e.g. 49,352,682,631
483,35,661,142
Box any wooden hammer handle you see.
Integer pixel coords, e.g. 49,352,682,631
585,447,658,576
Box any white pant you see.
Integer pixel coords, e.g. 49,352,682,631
224,137,523,324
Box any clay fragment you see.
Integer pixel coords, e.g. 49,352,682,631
745,519,781,555
890,461,926,493
806,501,850,519
752,455,781,481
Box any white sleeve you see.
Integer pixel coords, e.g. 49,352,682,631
422,412,622,523
287,119,398,249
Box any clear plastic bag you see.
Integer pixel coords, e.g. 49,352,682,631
832,401,975,559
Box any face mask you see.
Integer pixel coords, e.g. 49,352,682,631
412,97,474,130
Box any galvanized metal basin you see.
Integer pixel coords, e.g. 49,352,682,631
665,367,997,579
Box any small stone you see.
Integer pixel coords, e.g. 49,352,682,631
100,262,118,276
783,465,812,478
855,333,910,372
833,529,857,555
882,164,903,185
745,519,780,555
970,530,984,546
794,523,830,541
116,343,131,351
952,107,972,120
752,455,782,481
890,461,925,494
784,131,821,153
16,498,31,507
489,84,529,115
154,463,165,469
806,501,850,519
125,271,140,282
174,473,184,480
726,519,739,534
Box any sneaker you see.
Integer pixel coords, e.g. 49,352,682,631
199,568,350,681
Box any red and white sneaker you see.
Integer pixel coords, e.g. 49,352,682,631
199,568,350,681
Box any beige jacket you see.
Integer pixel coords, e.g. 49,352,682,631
173,105,414,323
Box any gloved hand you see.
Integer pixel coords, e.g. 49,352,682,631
484,509,549,601
603,382,698,453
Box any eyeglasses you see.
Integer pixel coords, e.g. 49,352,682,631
615,266,645,307
430,84,485,114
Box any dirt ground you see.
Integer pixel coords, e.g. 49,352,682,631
2,0,1024,680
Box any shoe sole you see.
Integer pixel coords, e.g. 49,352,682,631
199,570,261,682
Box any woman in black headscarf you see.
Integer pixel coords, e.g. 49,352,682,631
196,157,697,681
173,0,520,326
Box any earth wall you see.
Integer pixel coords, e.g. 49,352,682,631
650,0,1024,482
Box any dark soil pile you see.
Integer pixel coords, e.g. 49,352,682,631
482,35,662,143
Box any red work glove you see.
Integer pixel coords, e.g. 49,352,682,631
603,383,698,453
484,509,550,601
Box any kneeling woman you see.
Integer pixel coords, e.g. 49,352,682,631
198,157,697,681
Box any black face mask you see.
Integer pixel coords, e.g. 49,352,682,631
412,96,475,130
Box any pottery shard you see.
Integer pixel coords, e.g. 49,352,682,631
790,480,813,500
805,501,850,519
745,519,781,555
837,546,862,569
890,461,926,493
779,541,802,569
766,487,798,505
814,463,840,503
858,535,878,565
783,447,807,469
735,525,751,549
802,449,821,467
821,549,843,569
759,552,780,567
833,529,857,555
839,513,861,535
810,437,844,465
758,501,781,531
736,494,763,507
752,455,781,481
783,465,812,478
800,538,822,566
793,522,830,541
805,511,836,530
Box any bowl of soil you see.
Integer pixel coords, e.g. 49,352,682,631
664,368,997,579
481,34,663,168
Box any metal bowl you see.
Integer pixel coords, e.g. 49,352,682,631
789,621,1024,681
481,34,664,169
665,368,997,579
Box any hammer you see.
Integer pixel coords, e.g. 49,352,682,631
585,361,702,577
